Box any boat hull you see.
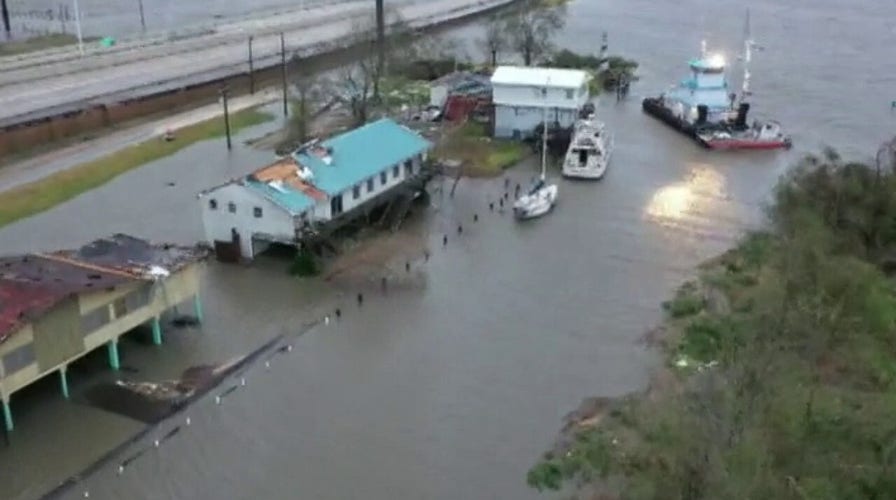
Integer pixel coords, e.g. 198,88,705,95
562,164,607,179
699,137,792,150
642,97,699,138
513,185,558,220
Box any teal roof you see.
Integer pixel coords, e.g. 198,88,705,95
295,118,432,196
245,179,314,214
688,58,725,71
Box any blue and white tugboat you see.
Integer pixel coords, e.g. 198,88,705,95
642,14,791,150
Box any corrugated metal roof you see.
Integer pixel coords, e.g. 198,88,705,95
490,66,589,89
245,179,315,214
0,235,207,343
295,118,432,196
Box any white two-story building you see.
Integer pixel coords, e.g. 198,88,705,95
490,66,591,139
198,118,432,261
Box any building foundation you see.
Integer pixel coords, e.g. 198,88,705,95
59,367,69,399
151,316,162,345
107,340,120,370
2,399,12,432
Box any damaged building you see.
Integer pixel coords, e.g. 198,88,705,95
0,234,208,432
198,118,433,261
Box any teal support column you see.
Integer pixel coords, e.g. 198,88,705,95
151,316,162,345
107,340,120,370
60,367,70,399
2,400,12,432
193,294,204,324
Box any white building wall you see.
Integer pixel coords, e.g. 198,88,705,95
492,82,589,110
336,153,423,215
198,183,296,259
494,105,579,139
492,82,588,139
430,84,449,108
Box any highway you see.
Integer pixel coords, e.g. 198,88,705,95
0,0,513,127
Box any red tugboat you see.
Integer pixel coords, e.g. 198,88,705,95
642,10,791,151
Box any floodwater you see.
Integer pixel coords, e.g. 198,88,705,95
2,0,896,498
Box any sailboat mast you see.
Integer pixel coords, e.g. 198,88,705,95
541,79,549,180
742,9,752,98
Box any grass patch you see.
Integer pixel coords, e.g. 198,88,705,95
433,122,529,177
0,34,98,56
0,108,273,228
662,281,704,318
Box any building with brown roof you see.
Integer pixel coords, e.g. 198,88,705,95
0,235,208,433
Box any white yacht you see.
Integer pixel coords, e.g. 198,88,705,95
561,114,613,179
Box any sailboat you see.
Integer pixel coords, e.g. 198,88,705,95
513,94,558,220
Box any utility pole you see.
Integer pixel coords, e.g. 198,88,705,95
220,85,232,150
248,35,255,94
72,0,84,55
137,0,145,33
280,32,288,117
1,0,11,40
374,0,385,99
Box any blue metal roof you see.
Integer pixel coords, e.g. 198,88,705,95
245,179,314,214
295,118,432,196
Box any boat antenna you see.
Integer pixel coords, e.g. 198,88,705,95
700,39,707,58
541,78,549,181
741,8,754,100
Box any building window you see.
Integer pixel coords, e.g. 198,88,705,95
253,207,263,218
404,159,413,176
353,184,361,199
565,89,574,99
2,343,35,375
393,165,400,178
209,199,218,210
80,307,110,336
367,178,375,193
331,194,344,216
228,202,236,213
380,171,388,185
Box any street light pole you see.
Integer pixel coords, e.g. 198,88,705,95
280,32,288,117
137,0,146,33
1,0,11,39
72,0,84,55
221,86,232,151
248,35,255,94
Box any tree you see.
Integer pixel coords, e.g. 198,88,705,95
338,11,417,126
288,55,321,145
527,139,896,499
503,0,566,66
481,15,506,67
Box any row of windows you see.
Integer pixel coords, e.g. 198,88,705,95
529,88,582,99
208,199,263,218
352,162,414,200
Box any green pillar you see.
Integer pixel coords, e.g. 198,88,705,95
151,316,162,345
2,399,12,432
193,294,204,324
60,367,70,399
107,340,120,370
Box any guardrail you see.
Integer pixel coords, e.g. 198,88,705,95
0,0,518,129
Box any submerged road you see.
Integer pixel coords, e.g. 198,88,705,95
0,0,514,127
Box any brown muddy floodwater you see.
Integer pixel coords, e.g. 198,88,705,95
2,0,896,498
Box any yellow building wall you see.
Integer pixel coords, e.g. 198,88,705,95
1,263,204,399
